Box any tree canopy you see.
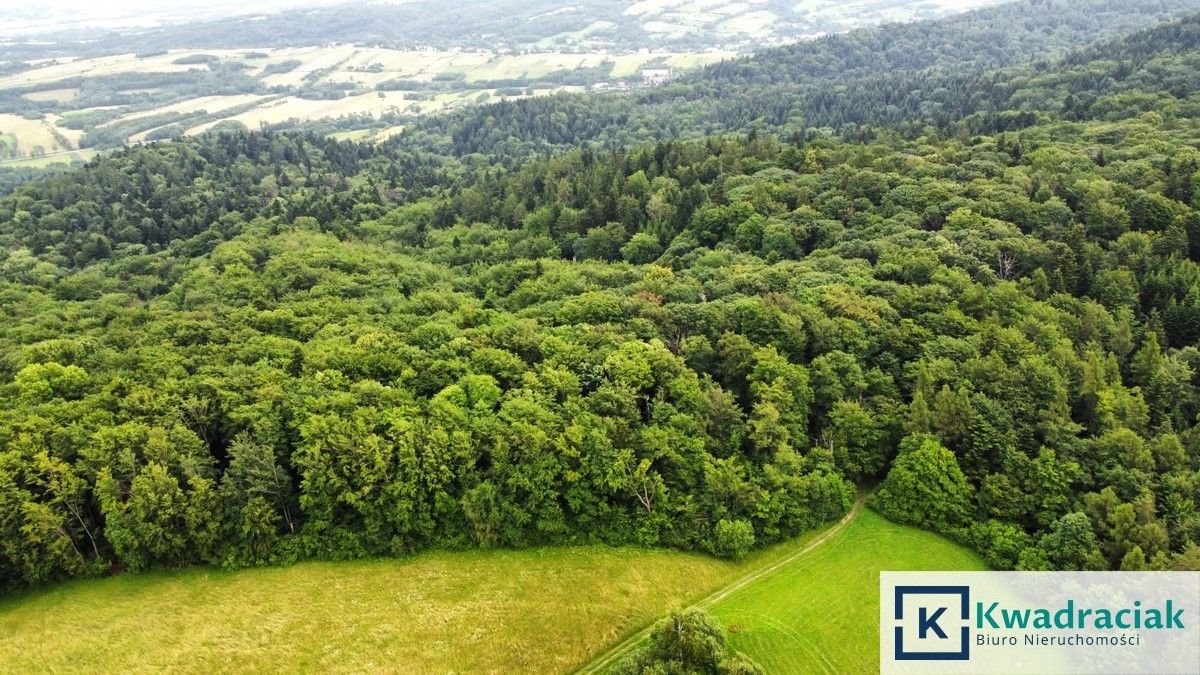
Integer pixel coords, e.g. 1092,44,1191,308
2,2,1200,590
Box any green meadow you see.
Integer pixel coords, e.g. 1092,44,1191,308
710,509,988,674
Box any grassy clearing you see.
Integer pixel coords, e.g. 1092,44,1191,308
186,86,585,134
329,128,376,142
191,92,413,130
582,500,861,674
710,509,987,674
0,546,755,673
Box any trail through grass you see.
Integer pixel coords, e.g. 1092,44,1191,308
579,506,986,674
579,498,864,673
711,509,987,674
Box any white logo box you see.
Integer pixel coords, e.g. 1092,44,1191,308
881,571,1200,674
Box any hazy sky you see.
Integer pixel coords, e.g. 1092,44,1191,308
2,0,363,34
21,0,345,13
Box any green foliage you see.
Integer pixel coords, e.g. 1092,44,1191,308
870,435,973,534
614,609,763,675
712,519,755,561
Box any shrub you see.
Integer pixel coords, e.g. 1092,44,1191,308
712,519,756,560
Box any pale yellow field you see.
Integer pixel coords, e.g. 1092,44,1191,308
185,120,237,136
373,124,407,140
259,46,360,88
0,113,74,156
323,51,493,88
245,46,325,75
461,53,590,81
343,47,494,73
719,10,777,36
46,114,84,146
328,128,374,141
183,86,585,136
185,91,415,131
1,45,734,108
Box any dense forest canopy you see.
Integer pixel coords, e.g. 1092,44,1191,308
2,3,1200,590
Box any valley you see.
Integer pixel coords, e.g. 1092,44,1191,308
0,0,1011,170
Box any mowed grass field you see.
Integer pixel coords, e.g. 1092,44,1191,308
710,509,987,674
0,546,757,673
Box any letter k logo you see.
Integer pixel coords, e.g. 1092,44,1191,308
919,606,948,639
892,585,970,661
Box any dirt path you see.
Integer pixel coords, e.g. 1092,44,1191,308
575,496,866,674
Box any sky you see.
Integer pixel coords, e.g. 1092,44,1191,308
1,0,365,35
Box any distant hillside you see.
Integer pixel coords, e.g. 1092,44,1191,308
389,0,1200,158
2,0,1004,60
0,0,1018,180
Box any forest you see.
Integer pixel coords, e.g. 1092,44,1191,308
1,2,1200,590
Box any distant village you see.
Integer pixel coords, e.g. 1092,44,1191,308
590,67,674,93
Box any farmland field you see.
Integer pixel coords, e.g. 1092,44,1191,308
22,88,79,104
0,113,76,158
0,46,731,158
0,148,97,168
110,94,269,125
0,52,203,89
180,89,563,135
